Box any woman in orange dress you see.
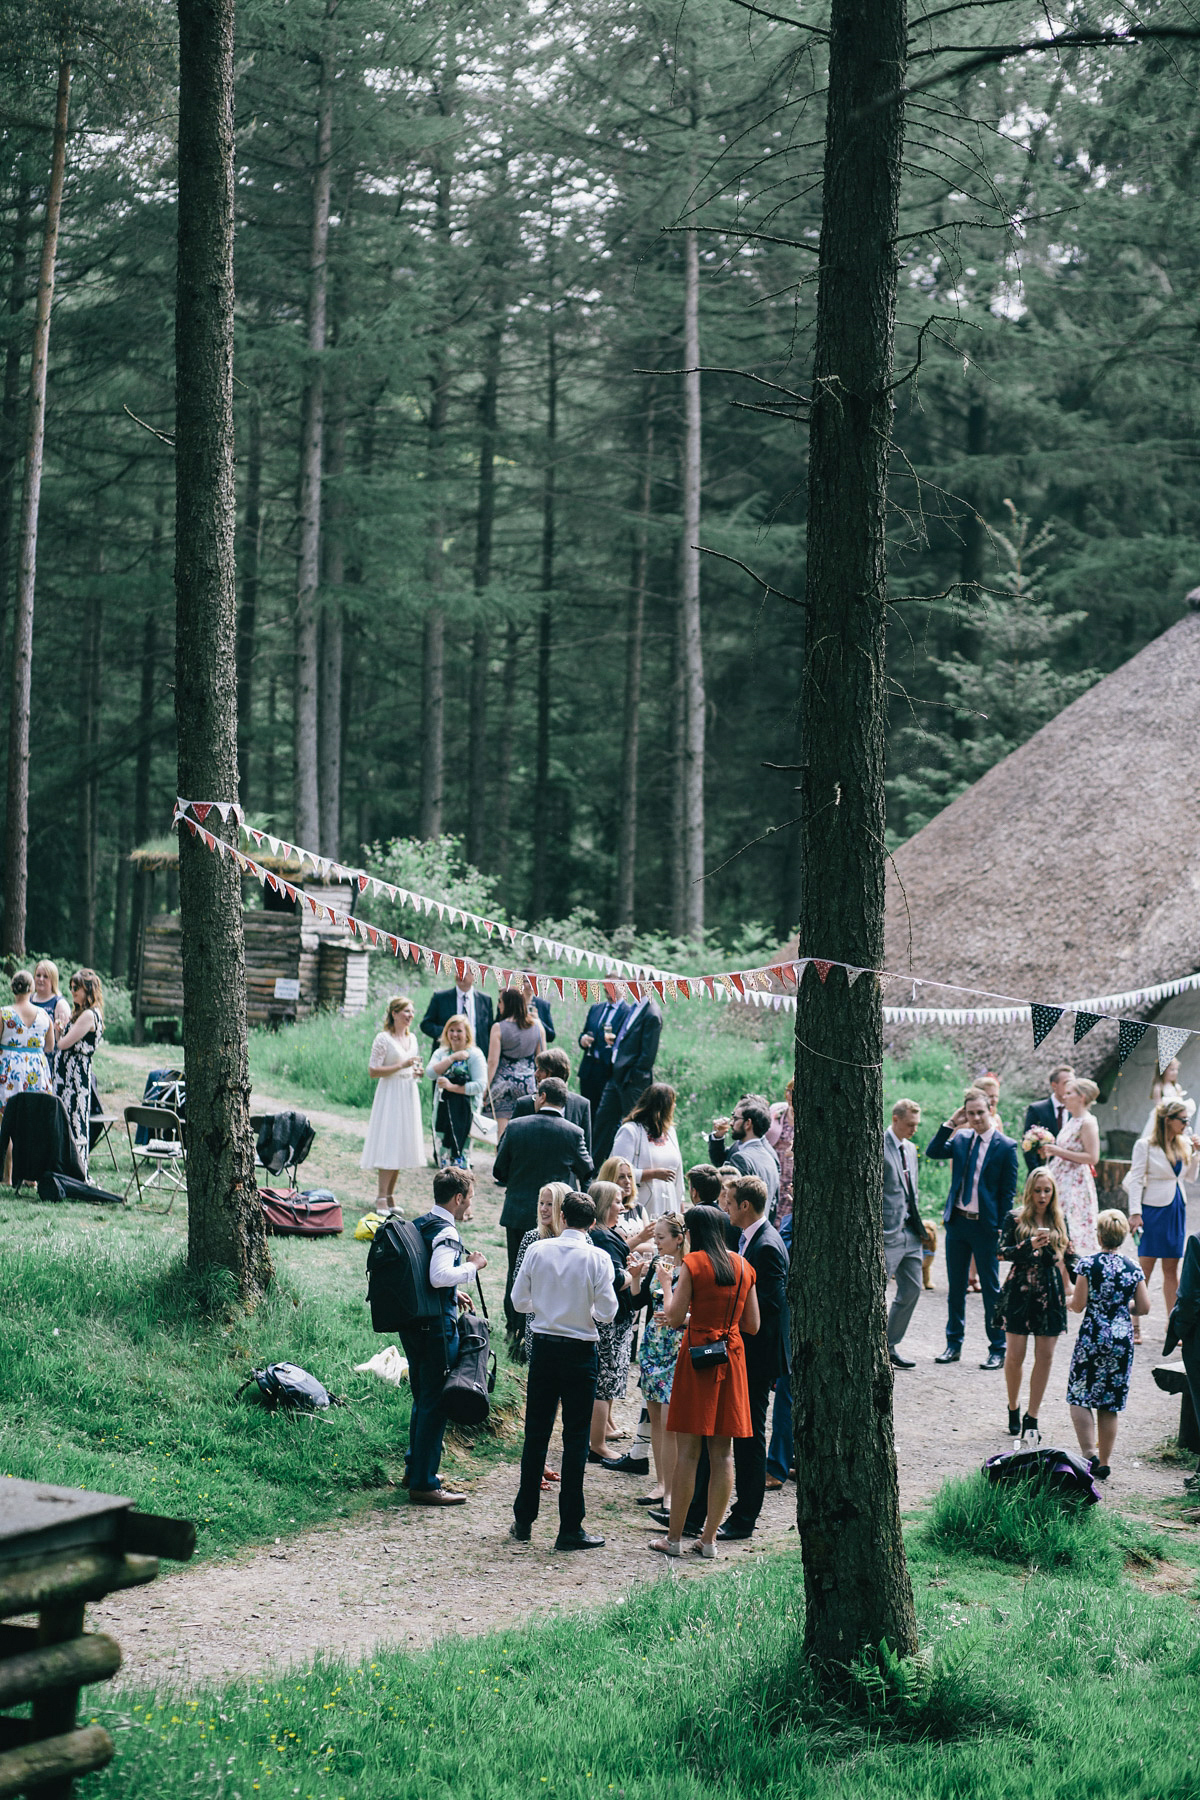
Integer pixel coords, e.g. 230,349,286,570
650,1205,759,1560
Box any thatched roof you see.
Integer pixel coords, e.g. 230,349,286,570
883,601,1200,1087
131,843,314,877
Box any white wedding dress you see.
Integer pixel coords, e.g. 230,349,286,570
360,1031,424,1170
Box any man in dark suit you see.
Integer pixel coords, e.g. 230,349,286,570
1021,1064,1074,1172
927,1089,1019,1369
510,1047,592,1152
669,1176,790,1541
576,998,629,1109
592,994,663,1164
420,970,494,1060
492,1077,594,1341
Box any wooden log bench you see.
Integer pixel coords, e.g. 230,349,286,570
0,1479,195,1798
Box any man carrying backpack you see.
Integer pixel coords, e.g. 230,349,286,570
402,1166,488,1506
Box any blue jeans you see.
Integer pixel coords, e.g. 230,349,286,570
944,1214,1004,1355
400,1320,460,1493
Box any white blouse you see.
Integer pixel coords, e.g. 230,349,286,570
611,1120,684,1219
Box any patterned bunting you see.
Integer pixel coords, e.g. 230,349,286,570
1117,1020,1149,1065
813,960,833,983
1030,1003,1064,1049
1156,1025,1190,1073
1073,1011,1101,1043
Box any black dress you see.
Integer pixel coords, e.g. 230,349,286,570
993,1211,1076,1336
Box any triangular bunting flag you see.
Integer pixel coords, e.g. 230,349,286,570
1156,1025,1190,1073
677,979,690,1000
813,960,833,984
846,967,867,987
1117,1019,1149,1065
1073,1011,1101,1043
192,802,213,823
1030,1003,1064,1049
729,973,745,996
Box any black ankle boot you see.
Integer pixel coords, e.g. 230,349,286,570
1021,1413,1040,1444
1008,1408,1021,1436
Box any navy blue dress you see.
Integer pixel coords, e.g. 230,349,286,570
1066,1252,1143,1412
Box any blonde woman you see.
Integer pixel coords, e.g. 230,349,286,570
638,1212,686,1507
428,1016,487,1169
360,996,425,1203
1125,1100,1200,1319
599,1153,654,1249
1140,1058,1193,1140
31,961,70,1034
1041,1078,1101,1257
994,1170,1076,1444
54,970,104,1176
1067,1210,1150,1480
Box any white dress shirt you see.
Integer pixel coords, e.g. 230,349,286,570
425,1204,477,1289
510,1228,618,1340
455,988,477,1040
961,1125,995,1215
738,1213,768,1256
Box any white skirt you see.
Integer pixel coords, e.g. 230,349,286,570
361,1073,425,1171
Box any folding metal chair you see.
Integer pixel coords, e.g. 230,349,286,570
89,1109,121,1174
123,1104,187,1210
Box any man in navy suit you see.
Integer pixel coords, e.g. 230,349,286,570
576,998,629,1109
492,1078,594,1341
927,1089,1018,1369
420,970,494,1059
1021,1064,1074,1172
592,995,663,1164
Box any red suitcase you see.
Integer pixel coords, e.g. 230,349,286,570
259,1188,344,1236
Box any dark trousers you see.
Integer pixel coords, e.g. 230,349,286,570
1182,1328,1200,1454
435,1090,472,1160
766,1372,793,1483
593,1083,632,1167
398,1322,458,1493
504,1225,528,1336
684,1372,772,1534
944,1214,1005,1354
514,1334,599,1534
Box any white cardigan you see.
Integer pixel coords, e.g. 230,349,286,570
1125,1136,1200,1209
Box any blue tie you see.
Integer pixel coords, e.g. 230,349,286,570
739,1230,749,1255
963,1135,981,1212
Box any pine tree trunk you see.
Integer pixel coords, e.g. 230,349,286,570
111,816,132,981
419,63,455,843
530,319,556,921
680,225,705,941
617,389,654,929
293,23,335,851
2,54,70,959
792,0,917,1670
78,574,101,965
494,620,519,884
318,384,346,859
0,182,31,648
467,310,501,868
265,671,278,818
175,0,271,1301
128,603,158,977
236,387,262,805
668,581,687,938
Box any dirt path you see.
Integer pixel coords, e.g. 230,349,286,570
95,1226,1196,1690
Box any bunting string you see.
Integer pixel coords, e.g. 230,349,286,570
174,802,1200,1064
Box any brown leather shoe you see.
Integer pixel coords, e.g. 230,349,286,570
409,1488,467,1506
765,1476,784,1491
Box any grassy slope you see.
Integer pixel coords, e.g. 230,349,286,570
78,1490,1200,1800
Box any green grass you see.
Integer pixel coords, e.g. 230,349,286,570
77,1503,1200,1800
926,1470,1169,1575
0,1208,521,1557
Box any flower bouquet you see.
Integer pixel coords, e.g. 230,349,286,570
1021,1125,1055,1155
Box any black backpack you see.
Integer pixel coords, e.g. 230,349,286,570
237,1363,333,1410
366,1214,447,1334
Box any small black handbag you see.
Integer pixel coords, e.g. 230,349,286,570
688,1265,745,1369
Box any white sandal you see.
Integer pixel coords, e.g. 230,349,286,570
690,1540,717,1560
649,1537,683,1557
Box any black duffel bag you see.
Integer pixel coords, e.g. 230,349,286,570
37,1170,125,1206
441,1277,497,1427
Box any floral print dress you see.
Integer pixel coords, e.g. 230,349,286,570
638,1262,684,1404
1066,1251,1143,1412
993,1211,1076,1336
53,1014,104,1178
0,1006,53,1115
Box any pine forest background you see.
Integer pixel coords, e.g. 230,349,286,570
3,0,1199,969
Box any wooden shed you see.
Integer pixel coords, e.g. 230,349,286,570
131,849,370,1039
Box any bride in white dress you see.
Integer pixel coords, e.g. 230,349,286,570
360,996,425,1205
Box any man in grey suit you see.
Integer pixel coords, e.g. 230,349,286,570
883,1098,926,1368
708,1096,780,1218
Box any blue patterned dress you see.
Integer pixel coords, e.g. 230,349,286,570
638,1263,684,1404
1066,1252,1144,1412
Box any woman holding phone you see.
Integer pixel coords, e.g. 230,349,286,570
994,1170,1076,1445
